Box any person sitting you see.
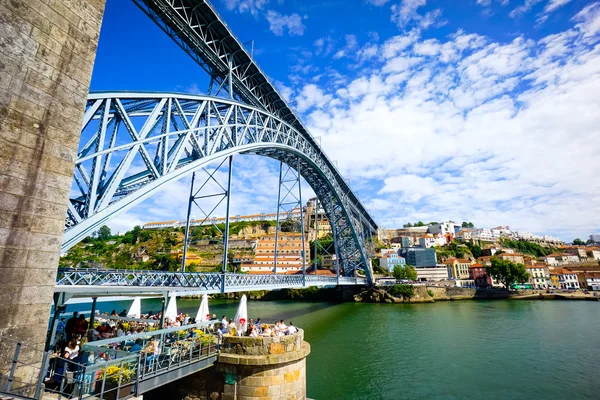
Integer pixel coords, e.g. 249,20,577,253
227,319,236,336
110,310,118,317
286,322,298,335
116,324,125,337
142,338,159,370
65,339,79,362
262,324,272,337
255,318,263,334
249,325,259,338
279,320,287,330
129,339,144,353
119,309,127,317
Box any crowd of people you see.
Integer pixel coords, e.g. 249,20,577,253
217,315,299,338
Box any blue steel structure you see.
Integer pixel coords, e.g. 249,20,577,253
62,0,378,285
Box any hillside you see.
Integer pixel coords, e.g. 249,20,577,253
59,220,277,271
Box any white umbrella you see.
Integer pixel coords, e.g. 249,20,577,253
195,294,210,322
164,295,178,323
233,295,248,336
127,297,141,319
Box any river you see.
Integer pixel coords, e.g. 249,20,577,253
70,298,600,399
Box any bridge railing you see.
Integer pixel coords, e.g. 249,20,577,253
56,268,367,291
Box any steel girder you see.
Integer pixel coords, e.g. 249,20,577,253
55,268,367,293
64,93,376,282
131,0,377,234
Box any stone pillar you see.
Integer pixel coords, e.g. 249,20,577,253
165,330,311,400
217,330,310,400
0,0,106,385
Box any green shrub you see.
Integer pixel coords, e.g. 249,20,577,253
427,289,434,297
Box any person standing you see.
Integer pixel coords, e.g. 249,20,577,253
65,312,78,341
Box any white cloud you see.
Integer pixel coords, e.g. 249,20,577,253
296,5,600,239
544,0,573,14
223,0,269,16
295,84,332,112
390,0,444,30
510,0,544,18
265,11,306,36
572,2,600,37
367,0,392,5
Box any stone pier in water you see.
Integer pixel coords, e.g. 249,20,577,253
147,330,311,400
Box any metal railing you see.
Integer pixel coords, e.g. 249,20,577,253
1,321,219,400
56,268,367,291
0,337,48,399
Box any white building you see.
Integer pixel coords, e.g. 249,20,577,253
472,228,493,241
428,221,458,236
526,265,550,289
455,230,472,240
558,270,580,289
379,249,405,272
415,266,450,282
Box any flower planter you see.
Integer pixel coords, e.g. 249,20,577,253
95,381,134,400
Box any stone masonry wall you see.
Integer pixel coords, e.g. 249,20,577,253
0,0,106,382
148,330,311,400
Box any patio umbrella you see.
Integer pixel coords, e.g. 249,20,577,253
233,295,248,336
127,296,141,319
195,294,210,322
164,294,178,323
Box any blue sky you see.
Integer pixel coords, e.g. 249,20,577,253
89,0,600,240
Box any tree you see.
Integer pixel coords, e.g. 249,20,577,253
462,221,469,228
404,222,413,228
97,225,111,240
486,257,529,290
468,222,474,228
471,245,482,259
392,265,406,281
572,238,585,246
404,265,417,281
588,238,596,245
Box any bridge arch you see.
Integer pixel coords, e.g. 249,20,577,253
64,93,377,281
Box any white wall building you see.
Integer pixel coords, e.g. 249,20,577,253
428,221,458,236
415,266,450,282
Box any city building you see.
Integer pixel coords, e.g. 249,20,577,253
525,265,550,289
429,221,459,236
471,228,494,241
565,247,587,261
415,266,450,282
241,234,304,274
497,253,525,265
398,247,437,267
469,263,492,287
454,229,473,240
553,268,580,289
587,248,600,261
321,254,337,270
444,258,473,280
379,249,406,272
577,272,600,290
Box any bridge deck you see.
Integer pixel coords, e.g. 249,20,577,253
55,269,367,296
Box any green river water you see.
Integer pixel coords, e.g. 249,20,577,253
72,299,600,399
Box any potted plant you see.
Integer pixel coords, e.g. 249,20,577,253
200,334,216,355
97,365,135,400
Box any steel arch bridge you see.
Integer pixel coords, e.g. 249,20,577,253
64,92,377,281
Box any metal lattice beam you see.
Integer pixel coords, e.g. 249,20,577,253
65,93,376,282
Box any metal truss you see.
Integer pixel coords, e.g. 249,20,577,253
180,157,233,273
312,198,340,277
132,0,377,235
64,93,377,282
55,268,367,293
273,159,306,274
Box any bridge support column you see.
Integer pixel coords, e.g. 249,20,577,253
0,0,105,389
150,331,310,400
